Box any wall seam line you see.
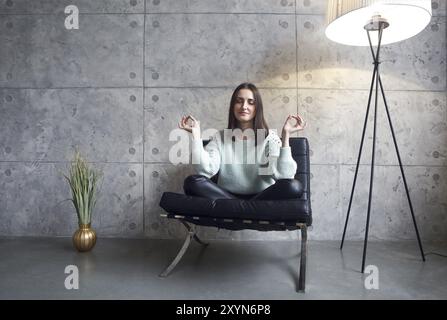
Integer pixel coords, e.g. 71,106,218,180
142,0,146,237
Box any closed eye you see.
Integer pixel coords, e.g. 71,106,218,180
236,97,255,105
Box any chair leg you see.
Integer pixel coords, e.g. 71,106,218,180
298,224,308,293
179,220,209,246
159,229,193,277
193,234,209,246
159,221,208,278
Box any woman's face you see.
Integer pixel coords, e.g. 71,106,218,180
233,89,256,127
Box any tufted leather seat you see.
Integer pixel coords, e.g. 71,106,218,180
160,193,311,225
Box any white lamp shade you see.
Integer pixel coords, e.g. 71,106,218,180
325,0,432,46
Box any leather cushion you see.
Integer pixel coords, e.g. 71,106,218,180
159,192,312,225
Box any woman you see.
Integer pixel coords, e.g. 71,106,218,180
178,82,306,201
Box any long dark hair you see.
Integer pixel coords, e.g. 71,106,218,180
227,83,269,145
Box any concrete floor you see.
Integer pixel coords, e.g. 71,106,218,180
0,237,446,300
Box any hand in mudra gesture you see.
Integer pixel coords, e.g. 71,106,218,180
178,115,201,135
282,114,306,135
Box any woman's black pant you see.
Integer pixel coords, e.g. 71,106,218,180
183,174,303,201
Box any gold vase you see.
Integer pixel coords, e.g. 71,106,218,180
73,223,97,252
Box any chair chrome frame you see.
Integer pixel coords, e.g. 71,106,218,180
159,213,308,293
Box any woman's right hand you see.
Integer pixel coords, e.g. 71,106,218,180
178,115,201,137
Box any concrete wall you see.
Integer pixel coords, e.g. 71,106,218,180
0,0,445,241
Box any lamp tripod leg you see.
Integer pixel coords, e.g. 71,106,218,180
340,62,378,251
361,66,380,273
361,27,385,273
378,76,425,262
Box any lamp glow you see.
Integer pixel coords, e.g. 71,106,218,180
326,0,432,46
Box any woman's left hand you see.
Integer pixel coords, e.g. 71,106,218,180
282,114,306,136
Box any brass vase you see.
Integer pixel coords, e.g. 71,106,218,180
73,223,97,252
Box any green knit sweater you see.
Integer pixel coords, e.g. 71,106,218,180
191,129,298,194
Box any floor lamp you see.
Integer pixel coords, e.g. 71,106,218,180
325,0,432,273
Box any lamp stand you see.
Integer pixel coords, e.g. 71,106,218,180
340,17,426,273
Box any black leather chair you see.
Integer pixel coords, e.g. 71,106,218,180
159,137,312,292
